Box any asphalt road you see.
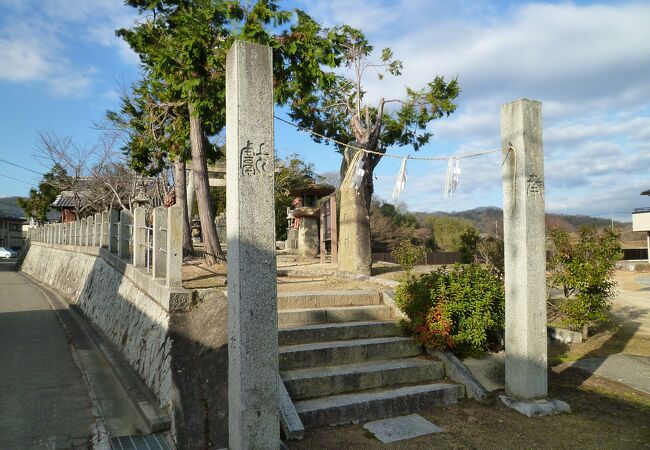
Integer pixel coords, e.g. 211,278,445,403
0,271,97,449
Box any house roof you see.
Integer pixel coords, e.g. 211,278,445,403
642,189,650,196
51,192,77,208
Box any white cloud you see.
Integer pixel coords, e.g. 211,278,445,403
0,0,140,96
0,39,53,82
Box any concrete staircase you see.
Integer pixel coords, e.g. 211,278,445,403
277,290,465,428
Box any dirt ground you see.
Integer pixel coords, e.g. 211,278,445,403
287,269,650,449
289,367,650,449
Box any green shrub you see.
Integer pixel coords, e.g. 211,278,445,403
459,228,480,263
548,226,622,334
395,264,505,357
391,240,426,274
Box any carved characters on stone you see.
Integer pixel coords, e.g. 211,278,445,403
240,140,273,177
526,173,543,199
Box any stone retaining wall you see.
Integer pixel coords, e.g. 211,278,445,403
21,242,180,409
21,242,230,449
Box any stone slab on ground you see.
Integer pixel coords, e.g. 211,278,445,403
569,354,650,394
500,395,571,417
363,414,443,443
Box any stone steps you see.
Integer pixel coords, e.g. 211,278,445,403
294,383,465,427
278,320,402,346
279,336,421,371
282,358,445,400
277,290,381,310
277,290,463,430
278,305,393,327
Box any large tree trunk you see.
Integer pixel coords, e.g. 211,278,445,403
186,168,196,220
337,146,373,275
188,103,225,264
174,156,194,256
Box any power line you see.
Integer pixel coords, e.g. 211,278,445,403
274,115,500,161
0,158,45,176
0,172,37,187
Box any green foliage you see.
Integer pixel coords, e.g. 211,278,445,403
114,1,346,173
391,240,426,274
395,264,505,357
459,228,480,263
17,165,66,223
370,200,427,252
288,25,459,155
548,226,622,332
427,215,475,251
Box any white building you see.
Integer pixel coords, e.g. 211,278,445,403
632,189,650,263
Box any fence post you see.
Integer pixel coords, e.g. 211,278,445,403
108,210,119,253
86,216,94,246
152,207,167,279
166,205,182,287
93,213,100,246
118,210,132,259
80,218,87,246
99,211,108,248
133,207,147,268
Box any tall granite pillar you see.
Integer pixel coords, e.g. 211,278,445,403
226,40,279,449
500,98,569,416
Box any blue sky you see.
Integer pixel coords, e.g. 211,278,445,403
1,0,649,220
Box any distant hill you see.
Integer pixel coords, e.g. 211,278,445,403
0,196,26,218
413,206,644,244
0,196,60,221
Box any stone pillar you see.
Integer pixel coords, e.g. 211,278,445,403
133,207,146,268
647,232,650,264
100,211,109,248
500,98,569,416
152,206,167,279
80,219,87,246
320,204,326,263
330,195,338,264
226,40,279,449
94,213,101,246
118,210,132,259
166,205,183,287
108,210,119,253
86,216,94,246
294,208,319,258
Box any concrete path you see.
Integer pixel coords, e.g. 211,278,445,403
570,354,650,394
0,271,150,449
0,271,98,449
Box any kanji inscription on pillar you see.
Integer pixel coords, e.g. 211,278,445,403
240,141,272,177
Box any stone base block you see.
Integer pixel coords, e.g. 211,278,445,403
499,395,571,417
